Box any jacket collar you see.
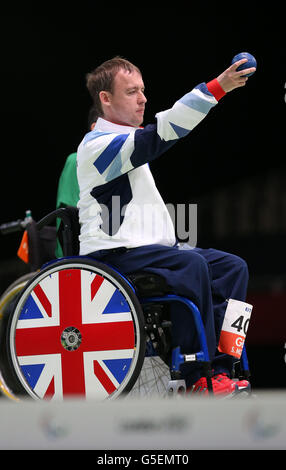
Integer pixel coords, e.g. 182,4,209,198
95,117,139,134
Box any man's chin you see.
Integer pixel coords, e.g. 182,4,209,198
135,117,144,127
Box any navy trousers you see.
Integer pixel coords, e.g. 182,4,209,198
90,243,249,386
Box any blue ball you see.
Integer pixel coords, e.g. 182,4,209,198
231,52,257,77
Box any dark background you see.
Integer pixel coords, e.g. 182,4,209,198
0,11,285,389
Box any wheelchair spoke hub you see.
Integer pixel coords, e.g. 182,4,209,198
61,326,82,351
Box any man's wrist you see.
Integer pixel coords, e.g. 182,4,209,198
206,78,226,101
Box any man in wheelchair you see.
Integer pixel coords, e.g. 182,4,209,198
73,56,255,397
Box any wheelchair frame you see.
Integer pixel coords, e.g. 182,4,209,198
0,207,250,400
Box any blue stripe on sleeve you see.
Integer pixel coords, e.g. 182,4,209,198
179,91,214,115
169,122,190,138
195,82,213,96
130,124,176,168
84,129,110,144
93,134,129,174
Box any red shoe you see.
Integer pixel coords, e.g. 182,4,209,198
214,373,251,393
189,375,238,396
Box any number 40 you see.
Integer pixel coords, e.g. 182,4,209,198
231,315,249,335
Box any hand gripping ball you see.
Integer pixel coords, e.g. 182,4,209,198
231,52,257,77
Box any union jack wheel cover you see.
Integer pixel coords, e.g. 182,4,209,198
8,260,145,401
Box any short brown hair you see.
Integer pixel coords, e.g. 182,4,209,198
86,56,142,117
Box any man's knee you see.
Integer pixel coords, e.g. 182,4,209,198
233,254,248,274
177,248,210,274
227,253,249,283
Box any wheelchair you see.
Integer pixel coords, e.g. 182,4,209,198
0,207,250,401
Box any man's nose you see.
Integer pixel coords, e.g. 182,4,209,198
138,91,147,103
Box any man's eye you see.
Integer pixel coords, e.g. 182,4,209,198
127,89,145,95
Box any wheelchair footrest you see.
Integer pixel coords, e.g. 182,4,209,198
167,379,186,395
171,347,214,393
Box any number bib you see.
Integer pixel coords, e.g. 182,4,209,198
218,299,253,358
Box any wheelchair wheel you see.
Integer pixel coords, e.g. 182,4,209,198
0,272,37,400
2,258,146,401
0,272,37,319
128,356,171,398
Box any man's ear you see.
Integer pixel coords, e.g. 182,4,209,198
99,90,111,107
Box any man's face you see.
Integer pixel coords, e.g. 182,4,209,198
101,68,147,127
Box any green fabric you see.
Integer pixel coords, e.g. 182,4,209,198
55,153,80,257
56,152,79,208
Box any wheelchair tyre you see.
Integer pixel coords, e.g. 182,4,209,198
0,272,38,400
3,258,146,401
0,272,37,319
